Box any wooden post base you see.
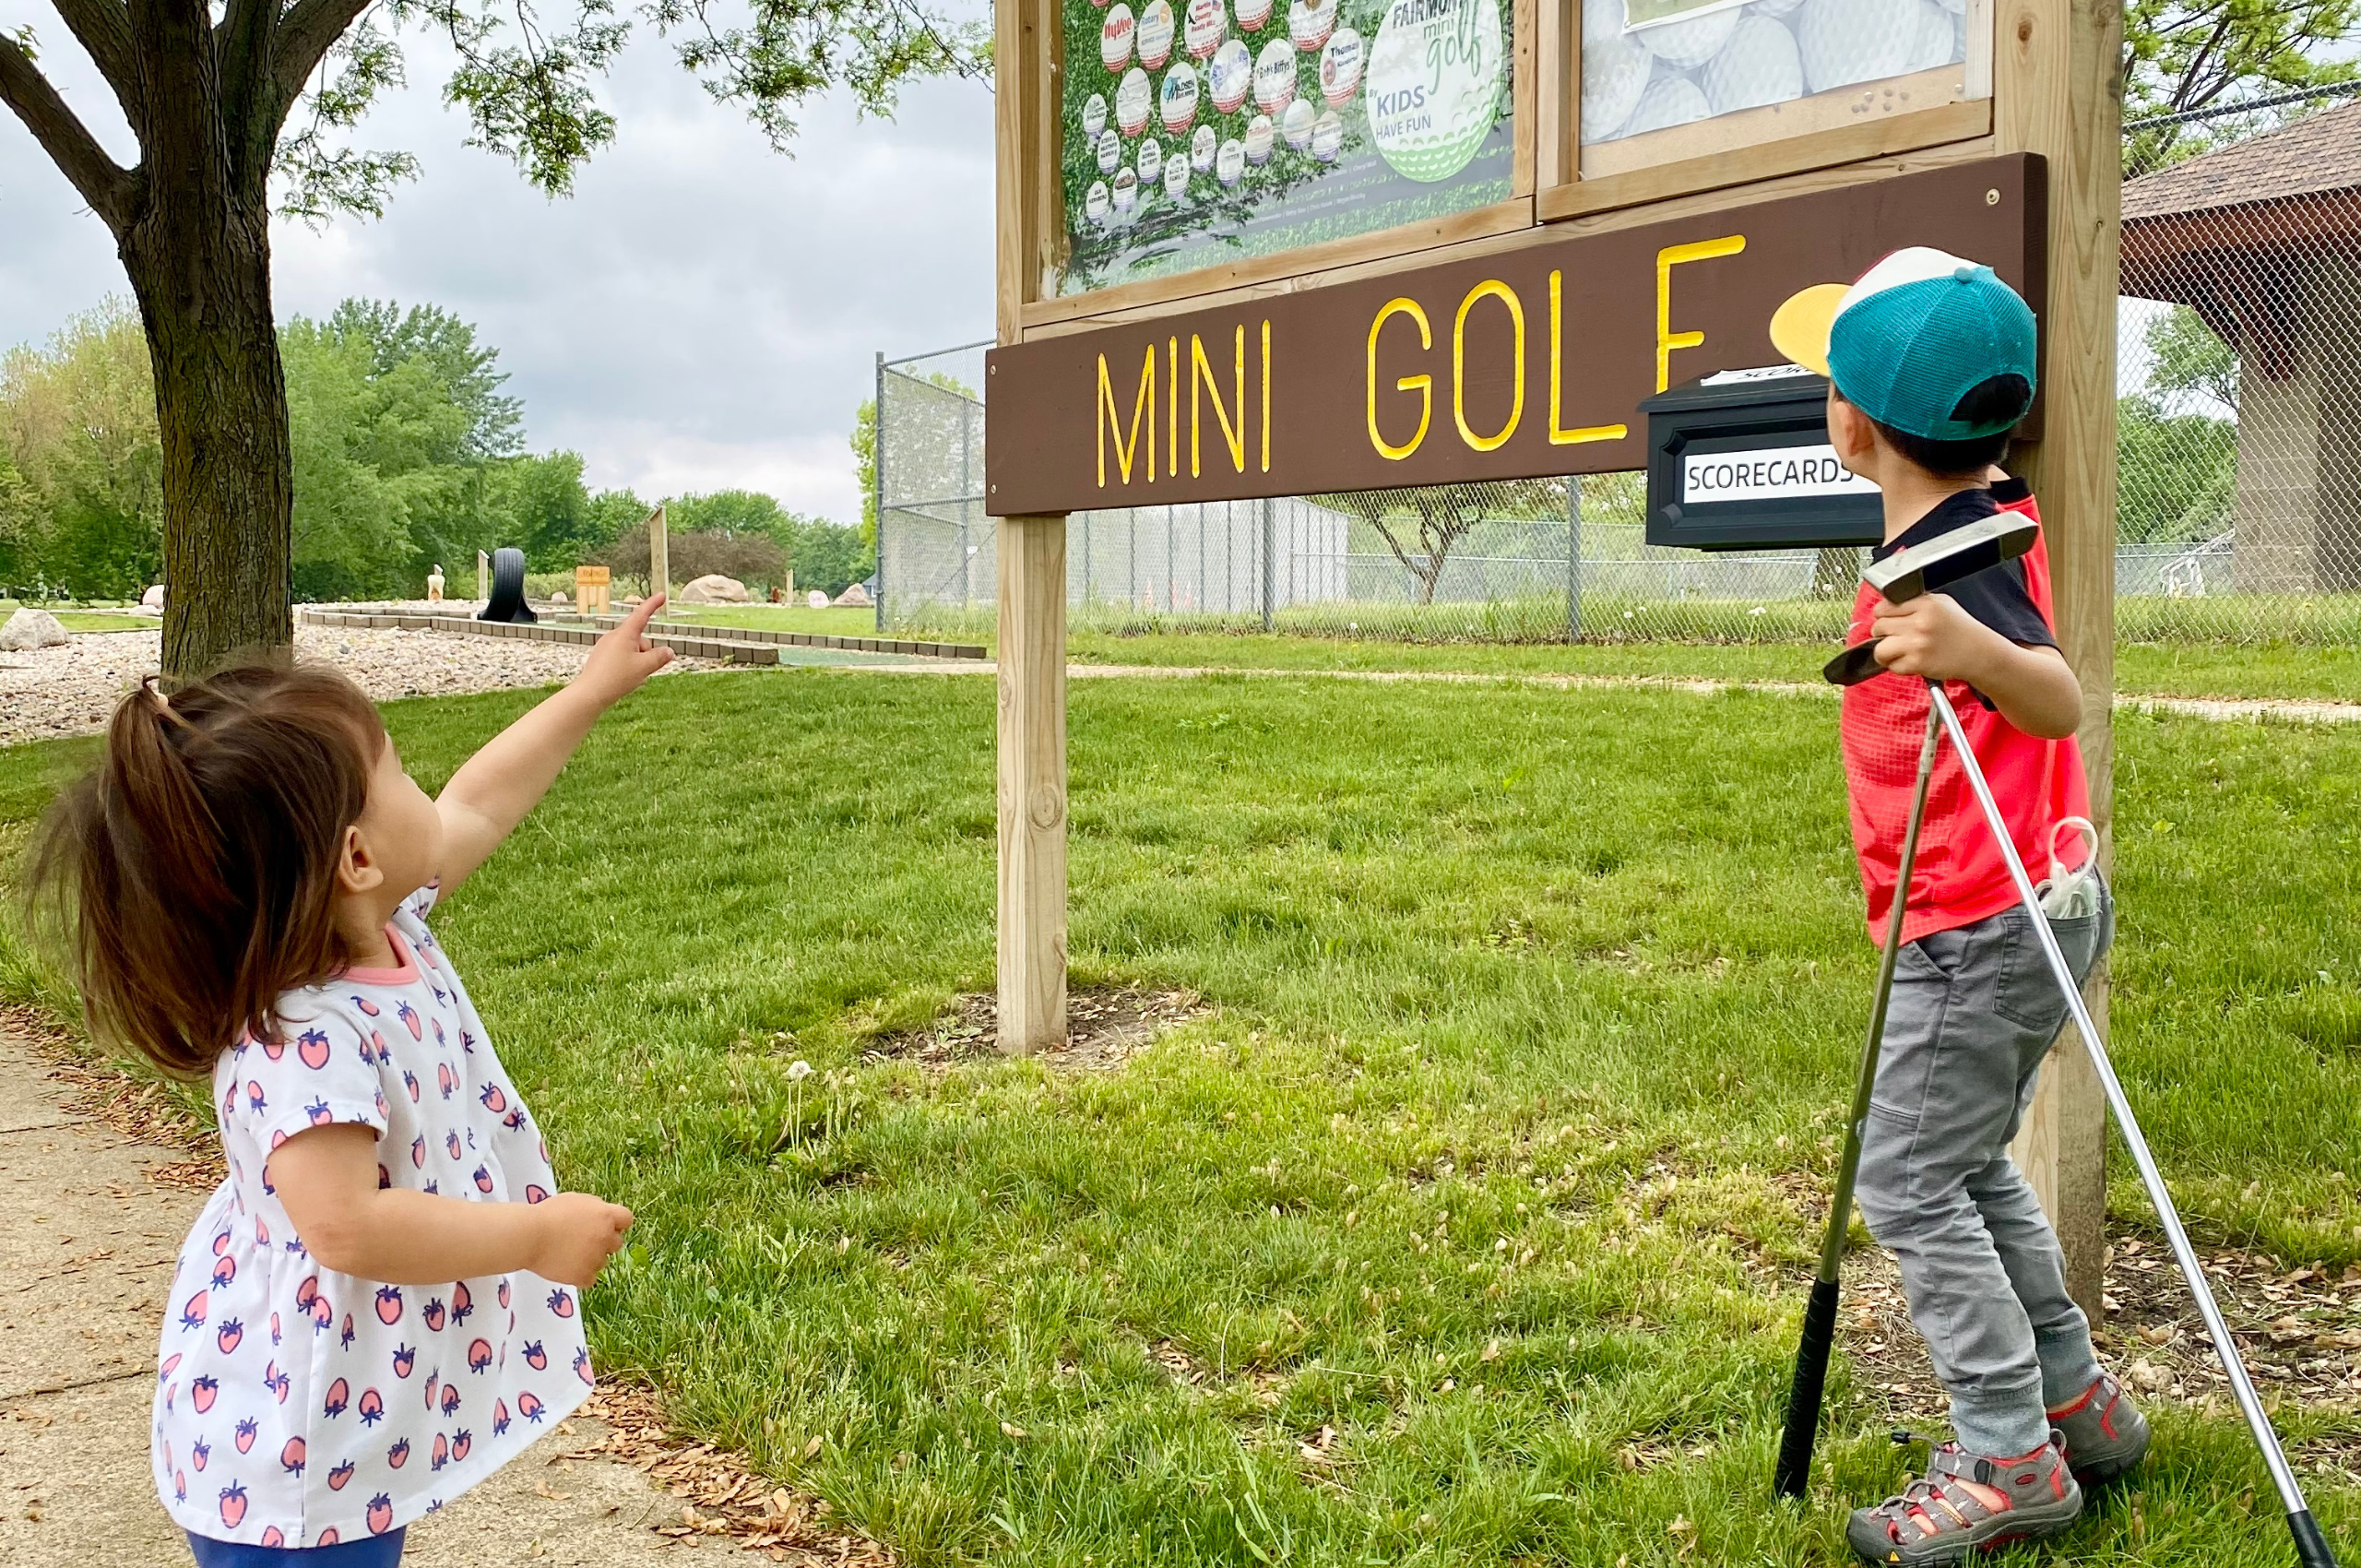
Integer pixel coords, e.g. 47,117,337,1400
2010,970,2110,1316
997,513,1068,1054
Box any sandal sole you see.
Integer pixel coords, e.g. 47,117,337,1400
1846,1499,2083,1566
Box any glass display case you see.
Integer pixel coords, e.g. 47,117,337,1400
1578,0,1990,181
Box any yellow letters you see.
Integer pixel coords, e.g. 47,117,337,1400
1548,270,1629,446
1452,279,1525,453
1192,327,1248,477
1655,234,1747,392
1097,345,1156,488
1367,297,1433,462
1260,320,1272,473
1168,337,1179,477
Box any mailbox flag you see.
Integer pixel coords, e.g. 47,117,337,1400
1768,246,2036,442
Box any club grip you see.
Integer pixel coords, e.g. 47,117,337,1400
1824,639,1884,687
2292,1510,2342,1568
1774,1277,1842,1498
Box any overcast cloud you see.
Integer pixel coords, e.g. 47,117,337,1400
0,18,997,523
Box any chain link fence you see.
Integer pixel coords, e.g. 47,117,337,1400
2117,108,2361,646
882,108,2361,648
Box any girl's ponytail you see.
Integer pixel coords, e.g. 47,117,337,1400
25,666,386,1076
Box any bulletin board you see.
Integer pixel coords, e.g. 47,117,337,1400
1054,0,1523,296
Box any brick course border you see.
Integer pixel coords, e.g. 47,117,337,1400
297,609,985,665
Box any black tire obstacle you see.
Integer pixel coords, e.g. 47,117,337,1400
478,546,538,624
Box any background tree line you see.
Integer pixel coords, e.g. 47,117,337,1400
1,298,872,602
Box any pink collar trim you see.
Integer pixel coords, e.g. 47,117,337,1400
343,924,419,987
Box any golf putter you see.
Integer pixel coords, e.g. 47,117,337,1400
1773,697,1942,1499
1927,682,2342,1568
1777,512,2073,1500
1823,512,2040,686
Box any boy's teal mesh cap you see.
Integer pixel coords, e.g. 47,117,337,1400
1768,247,2037,441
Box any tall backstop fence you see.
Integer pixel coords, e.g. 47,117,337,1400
880,108,2361,647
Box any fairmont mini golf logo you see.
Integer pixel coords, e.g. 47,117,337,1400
1366,0,1503,184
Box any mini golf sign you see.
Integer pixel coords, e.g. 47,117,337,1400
985,155,2044,515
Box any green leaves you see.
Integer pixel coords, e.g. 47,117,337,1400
275,16,421,223
648,0,988,154
2123,0,2361,174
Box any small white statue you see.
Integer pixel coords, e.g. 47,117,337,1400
426,564,445,602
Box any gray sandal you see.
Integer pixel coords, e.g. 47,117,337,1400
1846,1431,2084,1566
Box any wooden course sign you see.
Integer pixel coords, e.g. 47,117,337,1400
989,0,2120,1316
988,157,2045,513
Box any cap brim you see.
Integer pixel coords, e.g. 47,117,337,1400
1769,283,1849,378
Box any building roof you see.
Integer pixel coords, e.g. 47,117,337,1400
2123,100,2361,223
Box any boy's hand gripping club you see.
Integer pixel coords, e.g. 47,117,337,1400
1822,513,2039,686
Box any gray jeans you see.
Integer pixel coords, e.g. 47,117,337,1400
1853,876,2114,1458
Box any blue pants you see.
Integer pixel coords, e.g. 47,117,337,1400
186,1529,405,1567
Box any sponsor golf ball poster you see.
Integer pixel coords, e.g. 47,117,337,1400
1583,0,1979,169
1057,0,1517,297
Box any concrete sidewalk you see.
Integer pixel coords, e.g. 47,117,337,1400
0,1024,704,1566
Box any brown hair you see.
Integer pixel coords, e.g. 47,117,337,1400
25,666,387,1076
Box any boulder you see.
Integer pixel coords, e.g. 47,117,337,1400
680,573,751,605
0,608,70,651
140,584,166,611
831,582,873,609
806,590,829,610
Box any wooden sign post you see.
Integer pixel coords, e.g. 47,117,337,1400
991,0,2116,1310
1994,0,2124,1319
648,505,671,607
575,564,612,615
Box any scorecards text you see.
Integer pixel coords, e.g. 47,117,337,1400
1681,445,1878,505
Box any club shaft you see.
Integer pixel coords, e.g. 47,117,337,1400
1776,702,1943,1500
1926,683,2319,1528
1818,703,1943,1283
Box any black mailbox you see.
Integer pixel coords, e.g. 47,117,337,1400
1639,369,1885,552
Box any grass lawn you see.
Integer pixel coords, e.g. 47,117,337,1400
664,605,886,638
3,670,2356,1566
1053,631,2361,706
0,603,152,635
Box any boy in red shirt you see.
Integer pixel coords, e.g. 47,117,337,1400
1772,250,2148,1565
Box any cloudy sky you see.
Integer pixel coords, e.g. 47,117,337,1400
0,14,998,524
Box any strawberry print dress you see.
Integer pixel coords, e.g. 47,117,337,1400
152,886,593,1549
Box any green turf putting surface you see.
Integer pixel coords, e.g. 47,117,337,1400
2,670,2354,1566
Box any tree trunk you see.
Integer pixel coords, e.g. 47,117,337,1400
121,195,291,681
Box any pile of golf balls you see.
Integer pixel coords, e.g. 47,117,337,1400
1586,0,1964,146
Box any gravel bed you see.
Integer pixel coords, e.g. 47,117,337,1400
0,624,731,748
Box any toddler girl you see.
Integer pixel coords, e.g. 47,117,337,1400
28,603,675,1564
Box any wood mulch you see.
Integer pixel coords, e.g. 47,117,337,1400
1,1003,224,1188
566,1386,892,1563
864,983,1210,1072
1838,1235,2361,1479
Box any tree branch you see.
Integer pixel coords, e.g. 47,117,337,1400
269,0,378,126
0,30,136,230
215,0,289,195
46,0,142,120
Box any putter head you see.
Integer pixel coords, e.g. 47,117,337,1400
1823,513,2040,686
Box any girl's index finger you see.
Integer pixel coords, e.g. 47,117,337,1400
619,592,666,636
